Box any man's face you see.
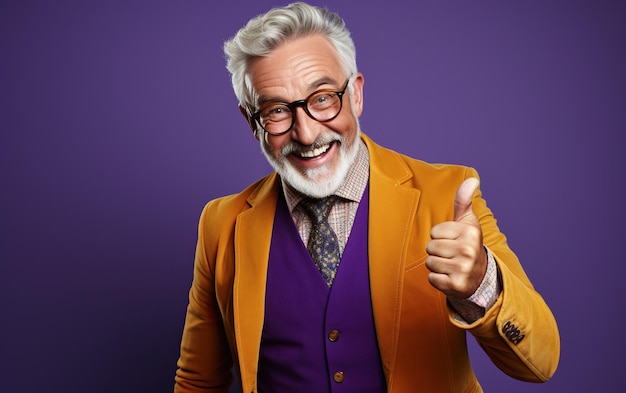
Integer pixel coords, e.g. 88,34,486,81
246,34,364,198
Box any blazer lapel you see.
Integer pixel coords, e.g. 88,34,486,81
363,135,421,382
232,173,279,390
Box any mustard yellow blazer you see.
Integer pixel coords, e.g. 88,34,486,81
174,134,560,393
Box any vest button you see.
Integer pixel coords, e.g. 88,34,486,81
333,371,345,383
328,329,340,342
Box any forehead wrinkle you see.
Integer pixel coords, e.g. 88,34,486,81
286,53,341,87
256,75,341,108
249,35,345,106
255,69,339,106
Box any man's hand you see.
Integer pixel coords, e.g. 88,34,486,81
425,178,488,299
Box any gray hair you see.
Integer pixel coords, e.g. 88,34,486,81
224,2,357,115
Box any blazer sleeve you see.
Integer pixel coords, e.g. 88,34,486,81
449,167,560,382
174,200,234,393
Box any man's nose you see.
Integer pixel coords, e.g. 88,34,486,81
290,106,321,145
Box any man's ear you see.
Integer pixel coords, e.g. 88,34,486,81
239,105,259,139
350,72,365,117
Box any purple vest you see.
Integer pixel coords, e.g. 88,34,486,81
258,185,386,392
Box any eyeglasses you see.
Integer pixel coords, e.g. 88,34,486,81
249,79,350,135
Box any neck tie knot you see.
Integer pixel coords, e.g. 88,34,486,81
299,196,337,224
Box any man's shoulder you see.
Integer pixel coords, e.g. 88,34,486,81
363,133,475,183
200,172,279,222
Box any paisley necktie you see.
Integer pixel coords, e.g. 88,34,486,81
300,196,341,286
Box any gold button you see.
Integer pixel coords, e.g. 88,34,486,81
333,371,344,383
328,330,340,342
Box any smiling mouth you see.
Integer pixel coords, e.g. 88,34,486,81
296,141,335,159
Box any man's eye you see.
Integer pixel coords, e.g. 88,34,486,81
315,94,331,104
262,105,289,119
263,106,281,116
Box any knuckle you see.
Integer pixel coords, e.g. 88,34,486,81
425,256,435,271
458,243,476,258
427,272,439,288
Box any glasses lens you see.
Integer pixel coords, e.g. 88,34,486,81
259,104,292,134
307,91,341,122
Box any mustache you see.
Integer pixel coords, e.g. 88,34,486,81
280,133,342,156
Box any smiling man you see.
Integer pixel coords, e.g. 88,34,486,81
251,34,363,199
173,3,560,393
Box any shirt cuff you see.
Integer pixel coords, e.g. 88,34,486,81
448,246,502,324
467,246,501,310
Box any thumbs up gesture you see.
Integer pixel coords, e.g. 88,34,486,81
425,178,488,299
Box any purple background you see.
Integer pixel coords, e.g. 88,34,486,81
1,1,624,392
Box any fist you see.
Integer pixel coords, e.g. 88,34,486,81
425,178,487,299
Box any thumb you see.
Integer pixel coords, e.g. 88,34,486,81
453,177,479,222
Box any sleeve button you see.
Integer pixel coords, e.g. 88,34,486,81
328,330,340,342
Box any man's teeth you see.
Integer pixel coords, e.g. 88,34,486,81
299,143,331,158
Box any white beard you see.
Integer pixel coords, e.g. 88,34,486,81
260,129,361,198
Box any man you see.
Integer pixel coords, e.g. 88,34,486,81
174,2,560,392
